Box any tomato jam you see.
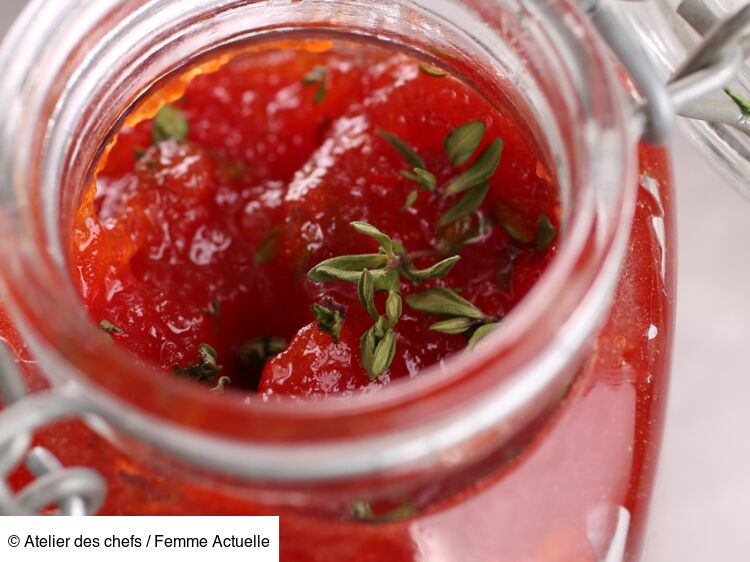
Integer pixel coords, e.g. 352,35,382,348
72,43,558,397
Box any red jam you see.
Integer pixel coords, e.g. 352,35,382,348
2,40,674,562
71,43,558,396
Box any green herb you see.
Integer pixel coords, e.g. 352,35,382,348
303,66,328,105
535,215,557,250
308,254,389,283
426,45,458,59
439,214,494,255
494,201,534,244
351,500,416,522
210,376,231,393
444,120,486,167
496,244,522,292
436,124,503,229
312,302,344,343
201,300,221,333
429,316,476,334
302,66,327,85
99,320,124,335
401,255,460,284
402,189,419,210
358,269,378,319
418,64,447,78
405,287,485,319
406,287,499,339
255,225,282,265
237,336,287,370
377,129,427,170
445,139,504,195
438,180,491,227
725,87,750,115
173,343,223,383
134,147,146,160
307,221,461,378
401,168,437,192
350,221,395,253
152,103,189,144
370,328,397,377
386,292,403,325
467,322,500,349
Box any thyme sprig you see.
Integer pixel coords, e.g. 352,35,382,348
308,221,460,379
173,343,223,383
405,287,500,348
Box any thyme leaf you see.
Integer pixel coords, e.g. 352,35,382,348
173,343,223,383
153,103,189,144
201,300,221,333
402,255,461,284
210,376,231,393
255,225,282,265
405,287,485,319
535,215,557,250
312,303,344,343
402,189,419,210
350,221,394,254
308,254,389,283
467,322,500,349
444,121,486,167
303,66,328,105
438,180,491,227
494,201,534,244
99,320,124,335
370,329,397,378
377,129,427,170
386,292,403,326
418,64,447,78
429,317,476,334
358,269,379,319
725,87,750,115
445,139,504,195
351,500,416,522
402,168,437,192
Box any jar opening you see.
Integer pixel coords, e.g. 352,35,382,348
0,0,637,481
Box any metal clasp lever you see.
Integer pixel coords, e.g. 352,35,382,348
582,0,750,145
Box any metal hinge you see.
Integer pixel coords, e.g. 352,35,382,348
582,0,750,145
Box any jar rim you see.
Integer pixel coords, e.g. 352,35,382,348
0,0,637,481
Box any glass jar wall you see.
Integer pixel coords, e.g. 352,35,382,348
0,1,673,560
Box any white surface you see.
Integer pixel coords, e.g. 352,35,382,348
643,134,750,562
2,2,750,560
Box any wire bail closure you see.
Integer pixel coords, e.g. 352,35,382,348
583,0,750,145
0,343,106,515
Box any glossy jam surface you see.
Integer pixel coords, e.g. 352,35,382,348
1,42,674,562
71,44,558,396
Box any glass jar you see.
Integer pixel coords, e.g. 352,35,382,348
0,1,674,560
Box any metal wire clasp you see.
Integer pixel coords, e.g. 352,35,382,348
0,343,105,515
581,0,750,145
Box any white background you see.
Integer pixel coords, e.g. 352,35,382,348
2,2,749,560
